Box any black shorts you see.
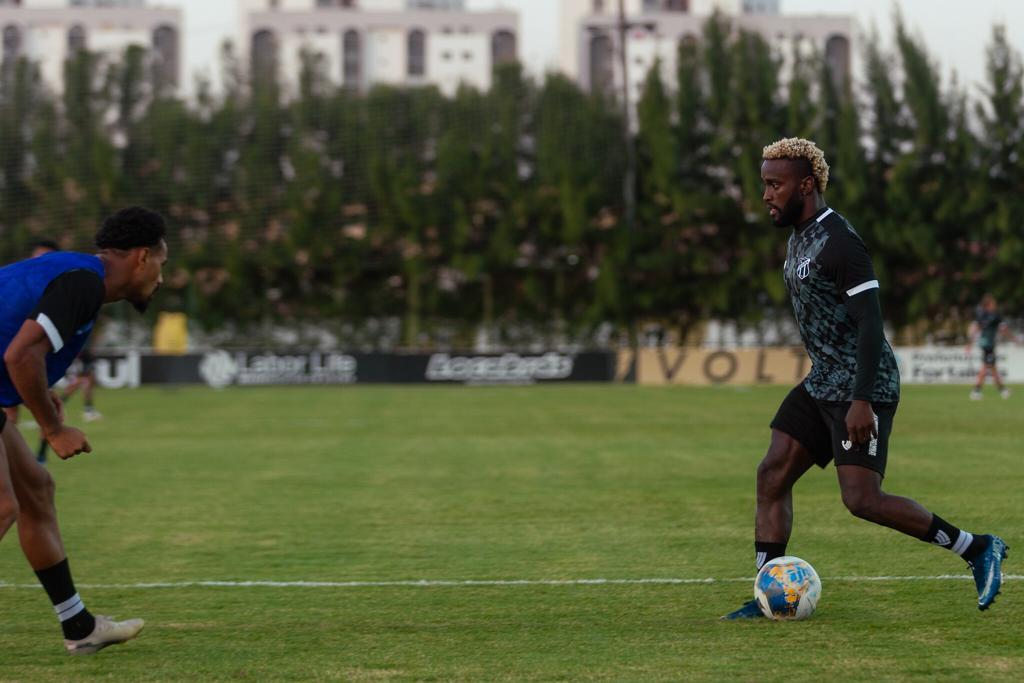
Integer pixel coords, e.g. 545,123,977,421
982,347,996,366
79,349,97,373
770,383,897,477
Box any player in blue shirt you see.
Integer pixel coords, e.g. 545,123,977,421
2,240,62,434
0,207,167,654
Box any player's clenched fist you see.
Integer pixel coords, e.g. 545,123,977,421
46,425,92,459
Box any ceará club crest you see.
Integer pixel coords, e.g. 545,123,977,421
797,257,811,280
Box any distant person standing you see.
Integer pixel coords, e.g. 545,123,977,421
29,240,60,259
967,294,1012,400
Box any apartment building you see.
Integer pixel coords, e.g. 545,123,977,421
561,0,851,108
241,0,518,95
0,0,181,91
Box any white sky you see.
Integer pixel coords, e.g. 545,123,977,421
171,0,1024,95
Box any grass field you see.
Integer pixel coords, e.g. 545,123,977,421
0,383,1021,681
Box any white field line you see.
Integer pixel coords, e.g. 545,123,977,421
0,575,1021,590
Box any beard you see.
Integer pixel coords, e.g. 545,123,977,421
772,193,805,227
132,284,160,313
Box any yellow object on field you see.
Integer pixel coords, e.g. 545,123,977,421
153,312,189,354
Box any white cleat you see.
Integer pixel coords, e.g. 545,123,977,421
83,409,104,422
970,390,983,401
64,615,144,655
1000,388,1011,400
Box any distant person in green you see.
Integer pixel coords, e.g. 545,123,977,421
967,294,1013,400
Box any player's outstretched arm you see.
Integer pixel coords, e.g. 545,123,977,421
3,320,91,459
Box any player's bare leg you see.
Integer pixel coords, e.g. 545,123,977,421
835,465,930,537
837,464,1007,610
0,436,19,541
971,366,987,399
991,365,1010,398
722,430,816,620
61,376,82,402
2,424,144,652
81,373,102,421
756,430,816,545
2,406,18,427
3,424,64,566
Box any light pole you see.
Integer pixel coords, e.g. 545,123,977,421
617,0,637,233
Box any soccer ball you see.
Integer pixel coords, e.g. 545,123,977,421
754,556,821,620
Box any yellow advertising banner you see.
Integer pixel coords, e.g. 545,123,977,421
623,347,812,386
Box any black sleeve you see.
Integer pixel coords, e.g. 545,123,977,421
817,226,879,301
28,270,106,353
819,226,883,401
846,290,884,401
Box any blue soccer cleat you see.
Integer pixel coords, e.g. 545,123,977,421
969,535,1008,611
720,598,765,620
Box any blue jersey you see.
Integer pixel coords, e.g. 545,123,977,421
0,252,106,406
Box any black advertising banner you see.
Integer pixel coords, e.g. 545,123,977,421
89,351,617,388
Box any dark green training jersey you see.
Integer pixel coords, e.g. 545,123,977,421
975,307,1002,350
783,207,900,404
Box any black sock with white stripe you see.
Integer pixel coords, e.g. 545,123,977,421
755,541,787,570
34,558,96,640
923,515,987,562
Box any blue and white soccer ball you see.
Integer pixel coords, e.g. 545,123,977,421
754,556,821,620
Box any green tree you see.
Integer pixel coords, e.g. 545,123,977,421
974,25,1024,311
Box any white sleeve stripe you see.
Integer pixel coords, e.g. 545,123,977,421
846,280,880,297
817,208,834,222
35,313,64,353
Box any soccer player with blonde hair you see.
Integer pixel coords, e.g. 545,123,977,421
722,138,1008,619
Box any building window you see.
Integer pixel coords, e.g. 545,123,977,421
589,33,614,97
3,24,21,63
152,24,179,88
251,29,278,83
68,24,87,54
2,23,20,80
825,34,851,90
343,29,362,89
407,29,425,77
491,29,515,66
644,0,688,9
408,0,465,7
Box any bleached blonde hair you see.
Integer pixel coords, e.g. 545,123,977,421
762,137,830,194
